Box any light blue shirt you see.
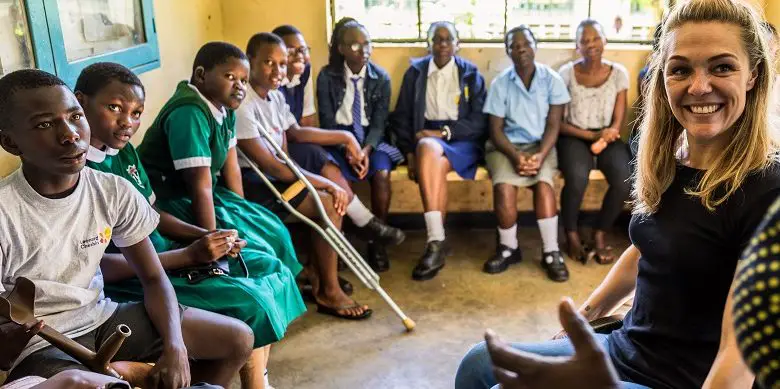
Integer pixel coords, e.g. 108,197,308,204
483,63,570,144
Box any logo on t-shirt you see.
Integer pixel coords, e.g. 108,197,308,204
79,226,112,249
126,165,144,189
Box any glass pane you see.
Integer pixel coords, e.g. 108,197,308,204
507,0,585,40
58,0,146,62
421,0,505,40
0,0,35,76
590,0,666,41
335,0,419,40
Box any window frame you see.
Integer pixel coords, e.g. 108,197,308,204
329,0,667,46
19,0,160,86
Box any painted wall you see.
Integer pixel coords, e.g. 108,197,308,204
0,0,225,177
2,0,778,178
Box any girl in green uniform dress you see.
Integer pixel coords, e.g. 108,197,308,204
76,61,305,389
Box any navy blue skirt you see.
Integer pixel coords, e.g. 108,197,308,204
430,138,481,180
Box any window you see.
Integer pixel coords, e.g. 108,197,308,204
0,0,159,85
331,0,668,44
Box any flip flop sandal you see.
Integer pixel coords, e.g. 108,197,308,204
316,302,373,320
593,246,616,265
569,241,595,265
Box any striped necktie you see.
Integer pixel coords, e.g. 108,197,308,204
351,76,364,143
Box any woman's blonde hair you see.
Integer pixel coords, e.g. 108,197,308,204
633,0,779,215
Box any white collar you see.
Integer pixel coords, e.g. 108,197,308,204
428,57,456,76
344,63,367,80
86,144,119,163
187,83,227,125
282,73,302,89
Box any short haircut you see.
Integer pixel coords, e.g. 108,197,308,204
192,41,247,72
426,21,459,44
0,69,66,130
505,25,536,50
245,32,285,59
272,25,302,38
74,62,144,96
575,18,606,43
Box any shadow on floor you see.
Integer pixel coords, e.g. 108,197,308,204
264,228,629,389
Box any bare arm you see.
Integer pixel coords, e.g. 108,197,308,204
702,282,755,389
489,115,519,161
181,167,217,231
539,104,564,158
560,120,599,141
286,124,353,146
221,147,244,198
101,250,192,283
237,136,335,190
154,207,208,242
609,90,628,135
578,245,640,320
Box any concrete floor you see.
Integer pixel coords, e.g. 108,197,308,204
264,227,629,389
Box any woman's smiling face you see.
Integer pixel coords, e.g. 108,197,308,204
663,21,757,142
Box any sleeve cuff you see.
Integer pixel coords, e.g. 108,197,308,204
173,156,212,170
112,212,160,248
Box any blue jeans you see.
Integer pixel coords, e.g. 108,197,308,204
454,335,650,389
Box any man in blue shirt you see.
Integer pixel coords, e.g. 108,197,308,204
483,25,571,282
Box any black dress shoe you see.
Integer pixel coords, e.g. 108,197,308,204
412,240,449,281
357,218,406,246
541,251,569,282
483,244,523,274
367,242,390,272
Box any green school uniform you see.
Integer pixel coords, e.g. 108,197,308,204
138,81,302,276
87,143,306,347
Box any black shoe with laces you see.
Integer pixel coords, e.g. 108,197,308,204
412,240,448,281
356,217,406,246
367,242,390,272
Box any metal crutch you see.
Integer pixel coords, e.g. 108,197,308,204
236,130,416,332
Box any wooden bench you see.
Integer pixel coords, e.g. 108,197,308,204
353,166,613,214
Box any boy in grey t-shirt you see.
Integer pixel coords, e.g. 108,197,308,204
0,69,253,387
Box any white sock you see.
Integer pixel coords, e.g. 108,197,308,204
498,224,518,249
264,369,273,389
346,197,374,227
537,216,560,253
424,211,445,242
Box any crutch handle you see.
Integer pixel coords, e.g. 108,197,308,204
281,180,306,202
403,318,416,332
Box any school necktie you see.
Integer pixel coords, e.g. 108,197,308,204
351,76,365,143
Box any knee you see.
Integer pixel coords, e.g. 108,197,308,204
416,138,443,158
222,318,255,361
372,171,391,187
455,341,494,389
562,169,590,192
319,192,342,222
49,370,120,389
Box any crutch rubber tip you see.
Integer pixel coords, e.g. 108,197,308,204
403,318,416,331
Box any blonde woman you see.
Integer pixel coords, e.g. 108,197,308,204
456,0,780,388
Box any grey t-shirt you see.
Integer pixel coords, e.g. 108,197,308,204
0,167,159,367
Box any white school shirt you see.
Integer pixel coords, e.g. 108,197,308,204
335,64,369,127
0,168,159,367
424,57,460,121
234,87,297,168
282,72,317,117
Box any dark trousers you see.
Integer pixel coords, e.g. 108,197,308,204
557,135,632,232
